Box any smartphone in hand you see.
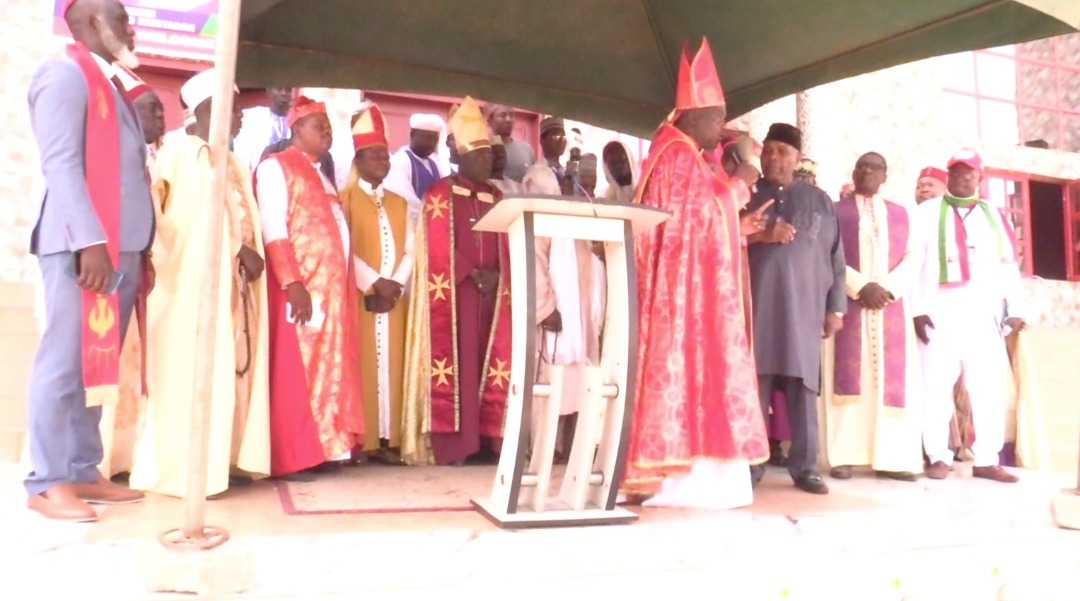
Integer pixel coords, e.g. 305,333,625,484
65,255,123,294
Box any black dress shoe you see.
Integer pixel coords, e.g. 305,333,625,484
372,448,406,466
279,470,316,482
767,439,788,467
310,461,343,473
793,471,829,495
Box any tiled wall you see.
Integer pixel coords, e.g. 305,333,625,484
1019,278,1080,331
0,0,59,285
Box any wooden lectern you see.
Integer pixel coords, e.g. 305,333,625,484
471,195,669,528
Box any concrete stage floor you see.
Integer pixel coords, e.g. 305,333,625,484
4,461,1080,600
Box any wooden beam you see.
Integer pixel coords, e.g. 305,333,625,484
181,0,242,540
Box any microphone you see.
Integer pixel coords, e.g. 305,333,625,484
567,147,582,185
565,147,598,218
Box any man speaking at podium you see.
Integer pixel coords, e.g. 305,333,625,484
621,39,769,506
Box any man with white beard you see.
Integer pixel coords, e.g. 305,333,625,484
24,0,154,521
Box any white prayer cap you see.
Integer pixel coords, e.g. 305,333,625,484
409,113,445,133
180,68,239,113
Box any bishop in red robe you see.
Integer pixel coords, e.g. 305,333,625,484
621,39,769,502
255,98,364,478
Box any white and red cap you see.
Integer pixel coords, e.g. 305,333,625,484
947,148,983,172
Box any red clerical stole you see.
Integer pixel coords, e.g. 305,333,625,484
67,42,123,406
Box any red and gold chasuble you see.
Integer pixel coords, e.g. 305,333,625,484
623,124,768,495
258,147,364,474
422,176,513,437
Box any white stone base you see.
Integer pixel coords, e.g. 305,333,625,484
139,537,256,596
1050,489,1080,530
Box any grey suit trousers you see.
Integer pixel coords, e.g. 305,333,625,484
24,251,142,495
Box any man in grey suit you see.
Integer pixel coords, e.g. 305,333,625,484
26,0,155,521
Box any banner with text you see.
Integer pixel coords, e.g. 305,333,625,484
53,0,218,62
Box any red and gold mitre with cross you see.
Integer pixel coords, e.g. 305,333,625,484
351,103,388,151
449,96,491,154
674,37,725,111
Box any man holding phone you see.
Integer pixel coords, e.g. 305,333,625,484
25,0,155,522
341,103,414,465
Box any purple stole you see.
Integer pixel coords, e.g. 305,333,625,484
834,194,909,410
407,150,442,200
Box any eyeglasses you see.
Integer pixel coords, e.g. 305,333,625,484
855,162,886,171
544,132,566,141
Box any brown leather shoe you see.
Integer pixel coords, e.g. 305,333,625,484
972,465,1019,484
71,477,145,505
925,461,950,480
28,485,97,522
830,466,853,480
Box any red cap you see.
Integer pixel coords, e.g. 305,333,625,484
674,37,725,111
947,148,983,172
918,166,947,184
286,96,327,129
63,0,78,14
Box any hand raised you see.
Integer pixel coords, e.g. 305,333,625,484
740,198,774,236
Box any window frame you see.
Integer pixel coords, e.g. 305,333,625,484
940,38,1080,150
1067,179,1080,281
981,169,1033,277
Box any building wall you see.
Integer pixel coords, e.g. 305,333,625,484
754,57,1080,206
730,45,1080,329
0,0,55,459
0,0,61,285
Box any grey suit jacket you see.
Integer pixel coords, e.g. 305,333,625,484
28,56,155,256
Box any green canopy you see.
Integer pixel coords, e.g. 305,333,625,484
236,0,1078,136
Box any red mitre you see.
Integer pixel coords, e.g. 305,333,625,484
286,96,327,128
351,103,389,151
674,37,725,111
918,166,947,184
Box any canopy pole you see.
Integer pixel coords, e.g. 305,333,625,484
168,0,241,547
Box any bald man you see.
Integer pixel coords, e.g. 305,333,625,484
25,0,154,521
